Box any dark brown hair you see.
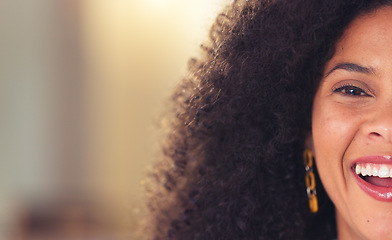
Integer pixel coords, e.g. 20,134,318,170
143,0,392,239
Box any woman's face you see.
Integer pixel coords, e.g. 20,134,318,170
311,6,392,240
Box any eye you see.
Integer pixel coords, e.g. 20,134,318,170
332,84,370,97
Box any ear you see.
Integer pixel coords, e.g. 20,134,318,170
305,132,314,153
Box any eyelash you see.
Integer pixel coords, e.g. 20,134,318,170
332,84,371,97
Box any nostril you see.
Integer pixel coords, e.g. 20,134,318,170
365,126,392,143
371,132,382,137
369,132,383,140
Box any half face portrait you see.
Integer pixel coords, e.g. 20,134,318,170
312,6,392,240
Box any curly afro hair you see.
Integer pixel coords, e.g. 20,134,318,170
142,0,392,239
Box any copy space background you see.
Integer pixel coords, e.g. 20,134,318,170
0,0,231,239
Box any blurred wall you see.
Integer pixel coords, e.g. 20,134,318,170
81,0,232,234
82,0,231,208
1,0,231,238
0,0,81,238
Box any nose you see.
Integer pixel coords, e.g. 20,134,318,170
361,105,392,144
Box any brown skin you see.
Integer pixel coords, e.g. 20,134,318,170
311,6,392,240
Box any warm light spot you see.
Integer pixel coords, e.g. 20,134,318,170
144,0,170,7
81,0,232,232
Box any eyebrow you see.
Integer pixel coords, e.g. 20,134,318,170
325,63,376,77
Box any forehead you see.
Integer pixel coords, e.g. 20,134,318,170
336,6,392,50
324,6,392,74
343,6,392,43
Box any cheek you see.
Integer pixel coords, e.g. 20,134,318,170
311,99,356,206
311,97,362,194
312,101,354,158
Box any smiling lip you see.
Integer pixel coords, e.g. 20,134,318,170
352,155,392,201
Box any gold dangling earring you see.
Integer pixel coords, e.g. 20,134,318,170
303,149,318,213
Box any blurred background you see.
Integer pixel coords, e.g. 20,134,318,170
0,0,231,239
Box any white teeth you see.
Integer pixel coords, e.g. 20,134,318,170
360,165,372,176
379,166,389,178
356,164,361,174
366,165,372,176
361,166,366,176
355,163,392,178
372,167,378,176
